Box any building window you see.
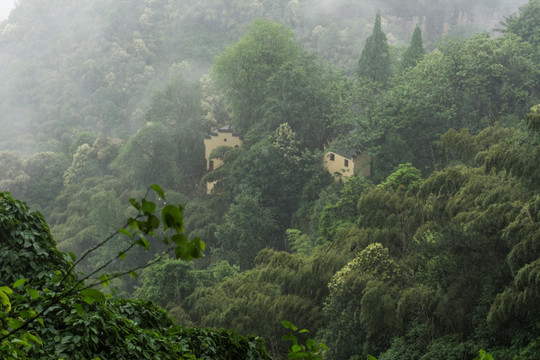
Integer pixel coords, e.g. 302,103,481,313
224,138,227,142
344,159,349,167
329,153,335,161
209,160,214,171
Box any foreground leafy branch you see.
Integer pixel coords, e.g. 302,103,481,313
282,321,327,360
0,184,205,358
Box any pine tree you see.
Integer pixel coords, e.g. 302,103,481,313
356,11,391,85
401,25,425,70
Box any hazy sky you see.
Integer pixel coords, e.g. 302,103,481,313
0,0,16,21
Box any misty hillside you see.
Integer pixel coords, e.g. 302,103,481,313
1,0,539,359
0,0,527,154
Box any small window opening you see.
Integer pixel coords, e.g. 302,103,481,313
224,138,227,142
209,160,214,171
344,159,349,167
329,153,335,161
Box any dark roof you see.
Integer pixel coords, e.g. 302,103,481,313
330,149,361,159
207,124,240,137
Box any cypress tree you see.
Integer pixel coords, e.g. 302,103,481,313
401,25,425,70
356,11,391,85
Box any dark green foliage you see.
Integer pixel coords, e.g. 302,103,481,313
0,191,270,359
0,151,67,216
379,163,423,194
483,107,540,190
317,119,539,359
281,321,327,360
356,12,391,86
168,327,271,360
260,56,346,149
417,336,476,360
215,191,280,269
219,126,322,256
212,20,301,136
0,192,72,286
134,256,201,308
322,243,406,359
113,122,180,189
187,249,326,358
317,176,368,242
505,0,540,53
113,75,206,192
213,20,343,149
401,25,425,70
379,33,539,173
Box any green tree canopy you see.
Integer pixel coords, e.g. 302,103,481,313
0,191,270,359
505,0,540,54
401,25,425,70
212,20,301,136
356,12,391,86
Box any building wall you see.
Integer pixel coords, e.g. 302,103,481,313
203,131,243,171
206,180,218,194
324,152,355,178
324,151,371,179
204,129,243,194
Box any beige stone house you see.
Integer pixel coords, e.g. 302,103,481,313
324,149,371,179
203,124,242,193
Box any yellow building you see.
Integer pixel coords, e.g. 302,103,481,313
203,124,242,193
324,149,371,179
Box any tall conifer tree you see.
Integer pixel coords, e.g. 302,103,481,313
401,25,425,70
356,11,391,85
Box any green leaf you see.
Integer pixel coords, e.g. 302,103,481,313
195,238,206,252
8,318,23,329
291,344,302,352
81,288,105,304
162,205,183,230
0,292,11,311
118,251,126,259
27,288,40,300
0,286,13,295
171,234,188,247
11,338,29,347
13,278,27,288
36,317,44,327
141,199,156,215
118,228,131,238
474,350,494,360
149,215,160,229
129,198,141,210
281,320,298,331
73,303,85,316
129,271,139,278
367,356,377,360
150,184,165,200
174,246,188,260
99,274,111,287
135,237,150,251
27,333,42,346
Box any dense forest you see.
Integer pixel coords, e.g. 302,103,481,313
1,0,539,359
